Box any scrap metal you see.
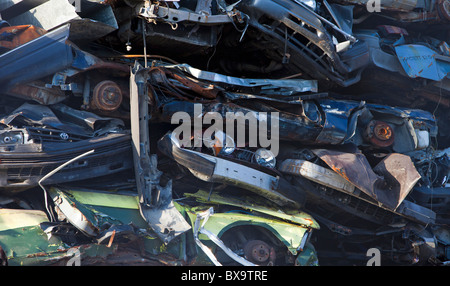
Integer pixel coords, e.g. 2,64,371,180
0,0,449,267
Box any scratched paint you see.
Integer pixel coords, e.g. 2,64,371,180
395,44,450,81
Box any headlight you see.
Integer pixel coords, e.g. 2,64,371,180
0,131,23,145
220,140,235,155
415,129,429,150
254,148,276,168
210,130,235,156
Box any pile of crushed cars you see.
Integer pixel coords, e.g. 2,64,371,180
0,0,449,266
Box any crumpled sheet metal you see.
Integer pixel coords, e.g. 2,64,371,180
311,148,421,210
151,64,437,150
185,189,320,229
159,100,323,145
0,102,124,137
2,0,118,41
0,24,46,51
7,84,68,105
158,131,302,208
193,207,256,266
0,24,72,91
235,0,370,87
395,44,450,81
170,63,319,94
279,158,358,195
130,64,191,244
0,23,128,98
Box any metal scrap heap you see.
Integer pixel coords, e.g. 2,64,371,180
0,0,449,266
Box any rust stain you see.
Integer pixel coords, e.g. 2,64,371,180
26,252,48,258
169,71,218,99
331,165,350,181
302,218,314,226
0,25,47,50
107,230,116,248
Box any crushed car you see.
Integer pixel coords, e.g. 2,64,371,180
0,98,132,191
0,185,319,266
133,62,449,265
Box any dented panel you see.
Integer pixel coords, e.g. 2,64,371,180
130,63,192,244
312,148,421,210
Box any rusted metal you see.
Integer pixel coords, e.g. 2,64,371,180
167,71,219,99
91,80,123,111
364,120,395,147
0,24,46,50
279,158,357,195
372,153,422,209
243,240,276,265
107,230,116,248
50,192,99,237
312,148,421,210
8,83,68,105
